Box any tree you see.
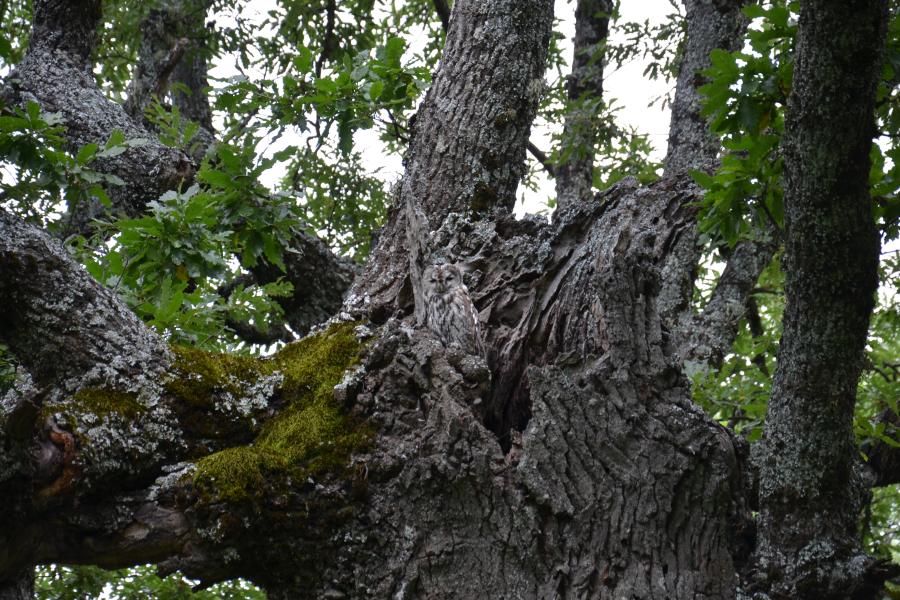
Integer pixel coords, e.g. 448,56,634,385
0,0,898,598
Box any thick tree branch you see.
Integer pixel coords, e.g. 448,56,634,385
0,213,368,586
28,0,102,69
0,1,771,595
554,0,612,209
432,0,451,31
676,232,779,368
0,211,169,390
655,1,755,370
347,0,554,317
664,0,750,175
0,568,33,600
755,2,890,596
3,0,193,236
125,1,216,161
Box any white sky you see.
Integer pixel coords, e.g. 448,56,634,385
520,0,673,212
211,0,676,214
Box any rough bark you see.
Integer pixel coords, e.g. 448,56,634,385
676,230,779,369
2,0,194,236
124,0,216,161
554,0,613,209
0,569,33,600
0,211,170,391
656,0,771,374
753,2,893,597
0,211,366,585
664,0,750,175
1,0,356,344
0,0,758,593
347,0,554,318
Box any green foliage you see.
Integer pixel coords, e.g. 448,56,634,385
0,0,30,68
1,0,897,593
690,258,783,442
288,147,388,258
211,33,426,257
857,253,900,453
865,485,900,564
0,344,15,392
607,0,686,106
146,99,203,155
690,1,796,247
694,0,900,248
690,247,900,560
74,147,299,349
0,102,138,230
35,564,266,600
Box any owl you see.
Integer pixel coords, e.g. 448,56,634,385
422,264,485,357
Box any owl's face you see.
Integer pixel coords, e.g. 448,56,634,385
425,264,463,295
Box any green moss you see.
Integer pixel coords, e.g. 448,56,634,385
166,346,266,408
189,322,372,504
61,388,145,419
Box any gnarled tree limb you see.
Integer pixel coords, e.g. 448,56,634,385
3,0,194,236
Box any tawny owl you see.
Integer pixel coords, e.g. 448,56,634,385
422,264,485,357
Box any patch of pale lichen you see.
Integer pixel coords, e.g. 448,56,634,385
189,322,372,504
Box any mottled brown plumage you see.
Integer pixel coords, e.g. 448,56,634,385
422,264,484,357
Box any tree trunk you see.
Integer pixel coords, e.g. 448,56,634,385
664,0,750,175
554,0,613,209
0,570,33,600
754,2,892,597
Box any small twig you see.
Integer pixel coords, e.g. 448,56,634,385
527,141,556,178
383,111,409,143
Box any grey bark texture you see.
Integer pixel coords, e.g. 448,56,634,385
124,0,216,162
664,0,750,175
3,0,194,236
553,0,613,209
656,0,773,376
347,0,554,320
0,0,893,598
0,569,33,600
753,1,896,597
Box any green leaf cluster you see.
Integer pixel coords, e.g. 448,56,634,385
691,1,796,247
35,564,265,600
0,102,139,230
73,142,304,349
